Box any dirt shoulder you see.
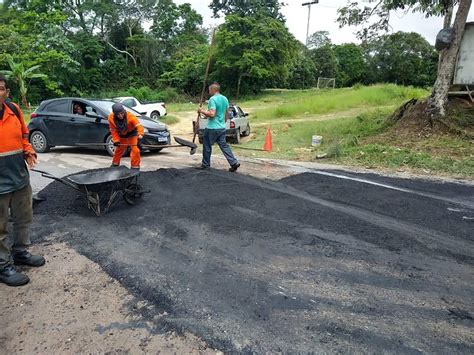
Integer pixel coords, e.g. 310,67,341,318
0,242,218,354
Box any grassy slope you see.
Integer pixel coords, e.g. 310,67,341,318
234,85,473,177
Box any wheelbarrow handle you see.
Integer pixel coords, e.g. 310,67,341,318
31,169,82,192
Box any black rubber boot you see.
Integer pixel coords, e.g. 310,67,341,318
0,265,30,287
13,251,46,267
229,163,240,172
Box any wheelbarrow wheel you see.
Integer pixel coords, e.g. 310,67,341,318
124,183,144,205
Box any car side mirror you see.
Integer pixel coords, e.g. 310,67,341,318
244,113,249,117
86,112,103,120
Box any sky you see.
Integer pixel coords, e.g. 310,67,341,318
176,0,474,45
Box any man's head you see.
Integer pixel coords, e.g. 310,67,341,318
112,102,126,120
73,103,84,115
0,74,10,106
208,82,221,96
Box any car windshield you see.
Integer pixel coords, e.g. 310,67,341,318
91,100,152,121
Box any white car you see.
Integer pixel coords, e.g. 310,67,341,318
115,96,167,120
198,104,250,144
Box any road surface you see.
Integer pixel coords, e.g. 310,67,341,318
18,148,474,352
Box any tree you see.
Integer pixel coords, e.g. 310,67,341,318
334,44,367,87
310,44,338,81
287,46,318,89
213,14,297,97
209,0,285,20
2,58,47,107
307,31,331,49
337,0,473,117
365,32,438,87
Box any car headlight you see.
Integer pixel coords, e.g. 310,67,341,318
143,128,149,134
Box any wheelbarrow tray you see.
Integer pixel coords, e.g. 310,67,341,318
67,166,140,192
33,167,145,216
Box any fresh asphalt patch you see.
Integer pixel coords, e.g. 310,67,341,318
32,168,474,353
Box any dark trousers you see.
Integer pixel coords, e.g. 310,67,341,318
0,184,33,270
202,129,238,168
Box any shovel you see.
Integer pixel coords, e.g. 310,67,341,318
77,136,197,155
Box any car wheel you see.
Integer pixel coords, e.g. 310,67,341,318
30,131,50,153
150,111,160,120
105,135,115,157
233,129,241,144
242,123,251,137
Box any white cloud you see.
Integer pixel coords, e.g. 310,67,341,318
177,0,474,45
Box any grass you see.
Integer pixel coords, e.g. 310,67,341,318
159,114,179,125
240,84,428,122
236,85,473,177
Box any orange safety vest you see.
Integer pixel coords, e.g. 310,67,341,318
0,102,36,194
108,111,144,142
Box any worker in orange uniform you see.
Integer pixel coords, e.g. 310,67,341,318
108,103,144,170
0,74,46,287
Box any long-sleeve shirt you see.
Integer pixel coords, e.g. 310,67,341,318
108,111,144,142
0,102,36,195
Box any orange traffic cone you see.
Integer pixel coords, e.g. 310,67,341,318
263,127,272,152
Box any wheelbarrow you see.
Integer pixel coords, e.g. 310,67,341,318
32,166,149,216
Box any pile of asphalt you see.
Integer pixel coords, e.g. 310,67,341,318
32,168,474,353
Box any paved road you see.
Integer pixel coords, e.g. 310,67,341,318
30,148,474,353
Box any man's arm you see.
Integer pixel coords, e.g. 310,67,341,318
16,104,37,168
197,97,216,118
108,114,121,142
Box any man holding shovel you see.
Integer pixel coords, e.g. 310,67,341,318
109,102,144,170
197,83,240,172
0,74,45,287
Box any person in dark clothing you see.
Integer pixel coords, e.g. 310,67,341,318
0,75,45,287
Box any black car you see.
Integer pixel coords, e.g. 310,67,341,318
28,98,171,156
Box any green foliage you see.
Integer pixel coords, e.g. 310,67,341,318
251,84,428,121
365,32,438,87
209,0,284,20
337,0,458,40
214,14,298,96
334,44,367,87
0,0,445,105
1,57,47,107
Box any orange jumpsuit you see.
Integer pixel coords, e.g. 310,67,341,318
108,111,144,169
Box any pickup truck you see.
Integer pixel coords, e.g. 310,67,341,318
115,96,167,120
198,104,250,144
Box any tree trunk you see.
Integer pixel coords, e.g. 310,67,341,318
438,2,454,73
429,0,472,117
236,73,243,99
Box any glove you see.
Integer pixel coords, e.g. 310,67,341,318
113,141,120,147
137,138,143,150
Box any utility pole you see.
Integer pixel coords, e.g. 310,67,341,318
302,1,318,46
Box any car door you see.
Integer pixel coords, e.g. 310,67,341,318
231,106,243,132
70,101,108,145
237,106,248,131
41,99,72,146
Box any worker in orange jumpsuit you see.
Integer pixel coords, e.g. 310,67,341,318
0,74,45,287
108,103,144,170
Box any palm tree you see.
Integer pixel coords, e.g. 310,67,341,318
1,57,47,108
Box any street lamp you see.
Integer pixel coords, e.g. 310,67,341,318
302,1,319,46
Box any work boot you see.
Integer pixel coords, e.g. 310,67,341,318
0,265,30,287
229,163,240,173
13,251,46,267
195,165,210,171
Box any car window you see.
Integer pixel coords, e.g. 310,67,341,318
43,100,70,113
229,107,238,119
122,98,136,107
237,107,245,116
